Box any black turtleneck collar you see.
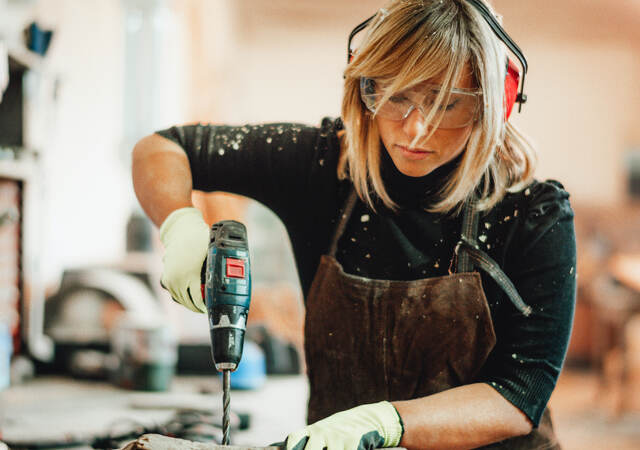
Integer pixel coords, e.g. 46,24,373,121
379,143,464,209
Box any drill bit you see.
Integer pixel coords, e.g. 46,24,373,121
222,369,231,445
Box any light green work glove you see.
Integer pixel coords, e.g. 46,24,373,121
285,401,404,450
159,207,209,313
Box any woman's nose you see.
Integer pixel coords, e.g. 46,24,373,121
402,107,429,139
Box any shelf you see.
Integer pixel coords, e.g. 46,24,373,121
0,158,36,181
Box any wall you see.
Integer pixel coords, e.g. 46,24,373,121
183,0,383,124
493,0,640,205
1,0,189,287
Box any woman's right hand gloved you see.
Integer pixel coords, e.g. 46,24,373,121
159,207,210,313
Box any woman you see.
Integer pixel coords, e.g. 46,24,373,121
132,0,576,448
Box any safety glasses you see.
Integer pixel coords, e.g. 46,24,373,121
360,77,482,129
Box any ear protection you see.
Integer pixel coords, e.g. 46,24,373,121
347,0,528,121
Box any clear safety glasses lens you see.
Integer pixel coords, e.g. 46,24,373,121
359,77,481,129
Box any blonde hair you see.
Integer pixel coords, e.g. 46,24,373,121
339,0,536,214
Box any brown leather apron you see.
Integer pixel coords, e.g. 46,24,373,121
303,189,560,449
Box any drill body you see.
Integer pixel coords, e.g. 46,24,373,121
204,220,252,372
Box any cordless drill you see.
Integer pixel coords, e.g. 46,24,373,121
202,220,252,445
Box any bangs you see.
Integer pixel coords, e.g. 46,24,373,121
353,0,472,141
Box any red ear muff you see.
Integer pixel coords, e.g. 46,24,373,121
504,58,520,121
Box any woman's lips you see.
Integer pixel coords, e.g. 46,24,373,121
396,145,434,160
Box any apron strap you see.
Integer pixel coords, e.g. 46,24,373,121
453,197,533,316
456,197,479,273
328,188,359,258
455,239,533,317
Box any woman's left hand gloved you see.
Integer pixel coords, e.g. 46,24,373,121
285,401,404,450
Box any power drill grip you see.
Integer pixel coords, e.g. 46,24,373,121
202,220,252,372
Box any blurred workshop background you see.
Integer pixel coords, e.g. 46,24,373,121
0,0,639,448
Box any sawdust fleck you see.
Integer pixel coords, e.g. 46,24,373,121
360,214,370,222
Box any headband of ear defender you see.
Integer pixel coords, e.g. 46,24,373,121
347,0,528,121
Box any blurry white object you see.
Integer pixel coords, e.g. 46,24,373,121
0,40,8,103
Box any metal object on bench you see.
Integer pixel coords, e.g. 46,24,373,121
43,268,166,377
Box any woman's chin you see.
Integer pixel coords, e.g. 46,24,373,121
385,147,437,177
395,161,435,178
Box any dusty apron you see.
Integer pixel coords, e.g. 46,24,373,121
304,189,560,449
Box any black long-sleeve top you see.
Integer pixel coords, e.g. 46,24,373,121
155,117,577,427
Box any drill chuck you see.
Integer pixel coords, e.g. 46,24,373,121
209,304,247,371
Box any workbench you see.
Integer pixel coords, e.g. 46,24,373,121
0,374,308,449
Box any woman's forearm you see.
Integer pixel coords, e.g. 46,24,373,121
392,383,533,450
132,133,195,227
